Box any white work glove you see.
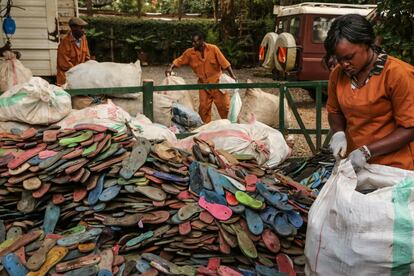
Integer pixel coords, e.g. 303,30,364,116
347,146,370,172
330,131,347,160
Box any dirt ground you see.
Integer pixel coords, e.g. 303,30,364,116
142,65,329,157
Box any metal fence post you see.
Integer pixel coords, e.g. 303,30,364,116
279,83,285,134
143,79,154,122
316,82,322,151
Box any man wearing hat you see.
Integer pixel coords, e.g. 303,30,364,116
56,17,90,86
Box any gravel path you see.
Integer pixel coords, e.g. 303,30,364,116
142,65,329,157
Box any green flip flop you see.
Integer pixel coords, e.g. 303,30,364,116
235,191,263,209
59,131,93,147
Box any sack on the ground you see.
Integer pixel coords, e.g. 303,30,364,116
172,102,203,129
58,100,177,142
65,60,142,99
0,77,71,125
0,121,31,133
0,51,32,92
305,161,414,275
159,76,195,110
176,120,290,168
238,80,292,128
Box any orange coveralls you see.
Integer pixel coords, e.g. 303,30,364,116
173,43,231,123
327,56,414,170
56,32,90,86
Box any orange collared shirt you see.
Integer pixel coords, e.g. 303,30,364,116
173,43,230,84
327,55,414,170
56,32,90,86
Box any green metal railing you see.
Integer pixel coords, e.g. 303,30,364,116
67,80,330,154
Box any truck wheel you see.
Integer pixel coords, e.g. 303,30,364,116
259,32,278,70
274,32,297,72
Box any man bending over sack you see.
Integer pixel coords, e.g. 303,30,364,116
166,32,237,123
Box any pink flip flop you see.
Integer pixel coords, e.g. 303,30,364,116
198,196,232,221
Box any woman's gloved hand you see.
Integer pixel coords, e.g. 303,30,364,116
330,131,347,160
347,145,371,172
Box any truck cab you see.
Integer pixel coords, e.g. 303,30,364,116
260,2,376,81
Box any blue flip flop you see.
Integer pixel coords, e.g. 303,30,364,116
99,185,121,202
28,155,43,166
207,167,238,195
2,253,27,276
255,264,285,276
64,265,99,276
43,202,60,234
256,182,283,205
260,207,277,226
153,170,189,183
136,258,151,273
57,228,103,247
189,161,204,195
286,210,304,229
238,267,258,276
88,173,105,205
97,268,113,276
229,204,245,214
199,189,227,206
244,208,264,235
93,202,107,212
274,212,294,237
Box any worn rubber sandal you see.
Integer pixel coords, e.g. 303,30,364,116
43,202,60,234
98,248,113,274
120,137,151,179
261,228,280,254
26,246,68,276
223,175,246,191
125,231,154,247
8,143,47,169
26,238,57,271
99,185,121,202
62,264,99,276
286,210,304,229
2,253,27,276
198,196,232,221
225,191,239,206
23,176,42,190
135,186,166,201
32,181,51,199
244,208,264,235
59,131,93,147
235,191,263,209
88,173,105,205
57,228,102,247
276,253,296,276
230,224,258,259
274,212,294,237
177,203,203,221
199,189,227,206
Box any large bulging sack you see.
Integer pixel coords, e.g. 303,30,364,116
175,120,290,168
66,60,142,99
238,80,292,128
0,77,71,125
58,100,176,142
305,161,414,275
0,51,32,92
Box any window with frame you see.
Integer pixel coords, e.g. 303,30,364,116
289,17,301,39
312,17,335,43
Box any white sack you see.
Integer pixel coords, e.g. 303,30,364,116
66,60,142,99
175,120,290,168
58,100,176,142
305,160,414,276
0,51,32,92
238,80,292,128
160,76,195,110
0,77,71,125
219,73,236,95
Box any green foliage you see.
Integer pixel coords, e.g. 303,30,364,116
83,16,268,67
375,0,414,64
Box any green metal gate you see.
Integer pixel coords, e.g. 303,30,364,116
66,80,330,154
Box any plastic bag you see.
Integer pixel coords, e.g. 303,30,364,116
0,51,32,93
0,77,71,125
228,89,242,123
305,161,414,275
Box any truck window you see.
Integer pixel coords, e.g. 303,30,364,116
312,17,335,43
289,17,301,39
275,18,288,34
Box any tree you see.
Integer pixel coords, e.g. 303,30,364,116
375,0,414,64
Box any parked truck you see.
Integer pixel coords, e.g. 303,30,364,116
0,0,78,78
259,2,376,82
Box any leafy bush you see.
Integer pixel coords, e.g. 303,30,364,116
83,16,269,67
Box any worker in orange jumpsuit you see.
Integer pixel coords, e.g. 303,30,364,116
56,17,90,86
326,14,414,171
165,32,237,123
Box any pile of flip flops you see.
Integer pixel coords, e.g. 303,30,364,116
0,123,320,276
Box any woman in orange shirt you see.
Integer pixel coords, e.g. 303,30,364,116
326,14,414,171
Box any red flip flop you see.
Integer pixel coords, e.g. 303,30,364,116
276,253,296,276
